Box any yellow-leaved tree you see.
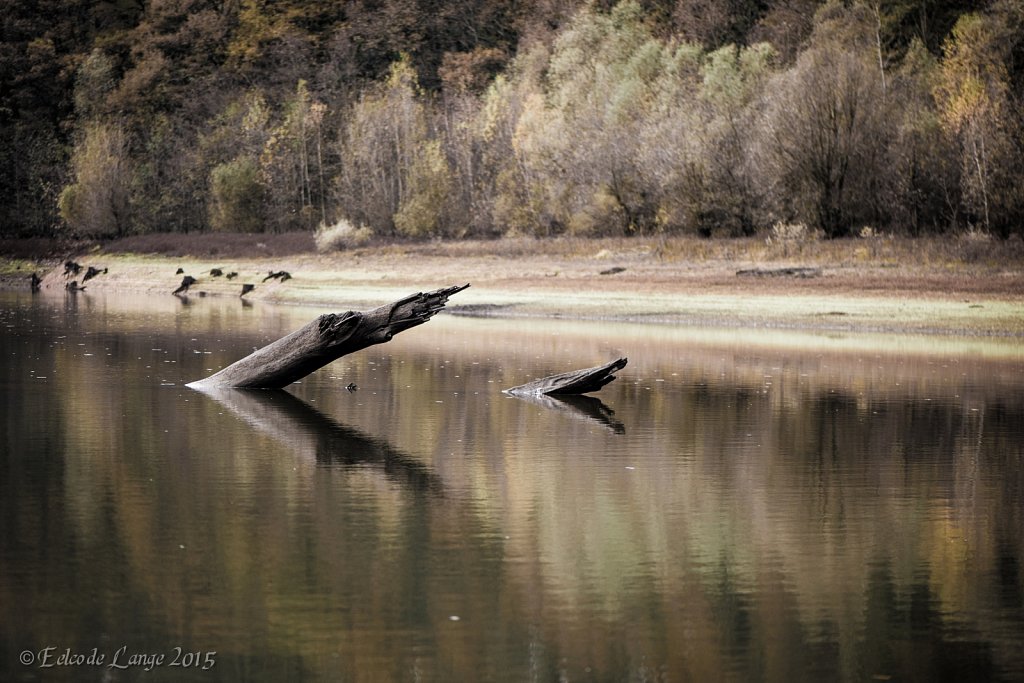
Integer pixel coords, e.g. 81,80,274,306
934,10,1020,236
57,122,131,238
337,58,452,237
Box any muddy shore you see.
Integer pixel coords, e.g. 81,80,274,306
3,236,1023,337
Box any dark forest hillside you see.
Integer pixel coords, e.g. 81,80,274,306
1,0,1021,241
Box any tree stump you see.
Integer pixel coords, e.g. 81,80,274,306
187,284,469,389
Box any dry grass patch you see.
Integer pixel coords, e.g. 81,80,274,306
102,231,316,258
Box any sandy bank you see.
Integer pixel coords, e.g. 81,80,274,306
6,237,1022,338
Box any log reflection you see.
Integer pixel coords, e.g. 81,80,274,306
195,387,444,494
510,392,626,434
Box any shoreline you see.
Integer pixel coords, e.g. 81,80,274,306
2,236,1023,338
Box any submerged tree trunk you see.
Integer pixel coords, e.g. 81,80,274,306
187,284,469,389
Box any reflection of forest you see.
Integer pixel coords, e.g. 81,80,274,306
2,298,1022,681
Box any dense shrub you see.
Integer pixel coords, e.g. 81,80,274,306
314,218,374,252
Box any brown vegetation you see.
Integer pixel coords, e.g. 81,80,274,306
2,1,1022,242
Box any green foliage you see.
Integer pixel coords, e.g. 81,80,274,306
511,2,674,236
260,80,327,232
697,42,775,235
57,123,131,238
123,113,209,234
394,140,453,237
209,156,264,233
701,42,774,109
337,58,446,236
74,49,117,118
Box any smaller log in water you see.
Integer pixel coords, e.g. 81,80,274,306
503,357,628,397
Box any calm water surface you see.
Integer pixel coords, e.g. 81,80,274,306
1,290,1022,682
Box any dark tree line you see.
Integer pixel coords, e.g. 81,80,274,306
1,0,1021,241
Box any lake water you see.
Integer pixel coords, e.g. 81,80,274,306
1,290,1022,682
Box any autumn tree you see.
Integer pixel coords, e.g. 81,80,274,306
695,42,775,235
511,2,673,235
884,39,959,234
200,91,271,232
451,43,552,237
336,58,451,237
934,8,1022,237
672,0,767,49
758,1,888,237
84,0,237,234
57,122,132,238
259,81,329,232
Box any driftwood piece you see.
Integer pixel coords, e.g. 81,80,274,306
187,284,469,389
735,266,821,278
503,357,627,397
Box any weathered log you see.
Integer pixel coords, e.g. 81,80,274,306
735,266,821,278
503,357,628,396
187,284,469,389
